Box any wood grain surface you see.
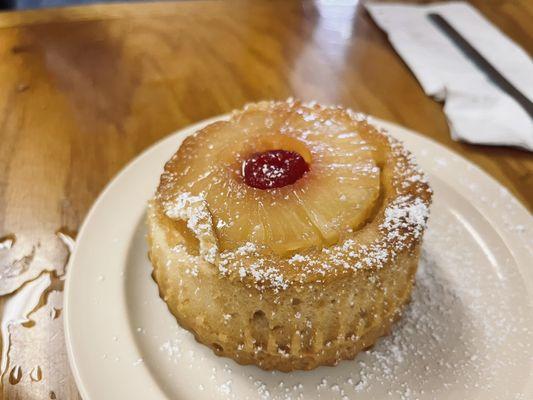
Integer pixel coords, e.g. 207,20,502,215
0,0,531,398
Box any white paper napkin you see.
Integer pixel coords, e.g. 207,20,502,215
366,1,533,151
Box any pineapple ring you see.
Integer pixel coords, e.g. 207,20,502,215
149,100,432,371
158,100,385,255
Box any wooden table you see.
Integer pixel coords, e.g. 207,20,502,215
0,0,531,398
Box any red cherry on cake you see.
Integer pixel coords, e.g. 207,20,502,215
242,149,310,189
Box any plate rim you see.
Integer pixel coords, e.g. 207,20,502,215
64,116,222,399
64,114,533,400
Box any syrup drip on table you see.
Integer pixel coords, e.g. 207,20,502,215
0,273,51,383
0,229,76,392
0,235,16,251
0,233,35,286
242,149,309,189
8,365,22,385
30,365,42,382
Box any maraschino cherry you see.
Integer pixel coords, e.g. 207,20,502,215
242,150,309,189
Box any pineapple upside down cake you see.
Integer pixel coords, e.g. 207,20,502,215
147,99,432,371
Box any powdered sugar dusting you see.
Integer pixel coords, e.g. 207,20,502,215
162,192,218,264
380,196,429,241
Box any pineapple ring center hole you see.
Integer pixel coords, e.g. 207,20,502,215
241,135,312,190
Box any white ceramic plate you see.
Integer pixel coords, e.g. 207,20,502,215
65,116,533,400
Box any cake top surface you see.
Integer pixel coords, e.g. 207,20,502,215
156,99,432,292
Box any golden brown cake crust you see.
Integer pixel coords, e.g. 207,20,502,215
147,100,432,371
